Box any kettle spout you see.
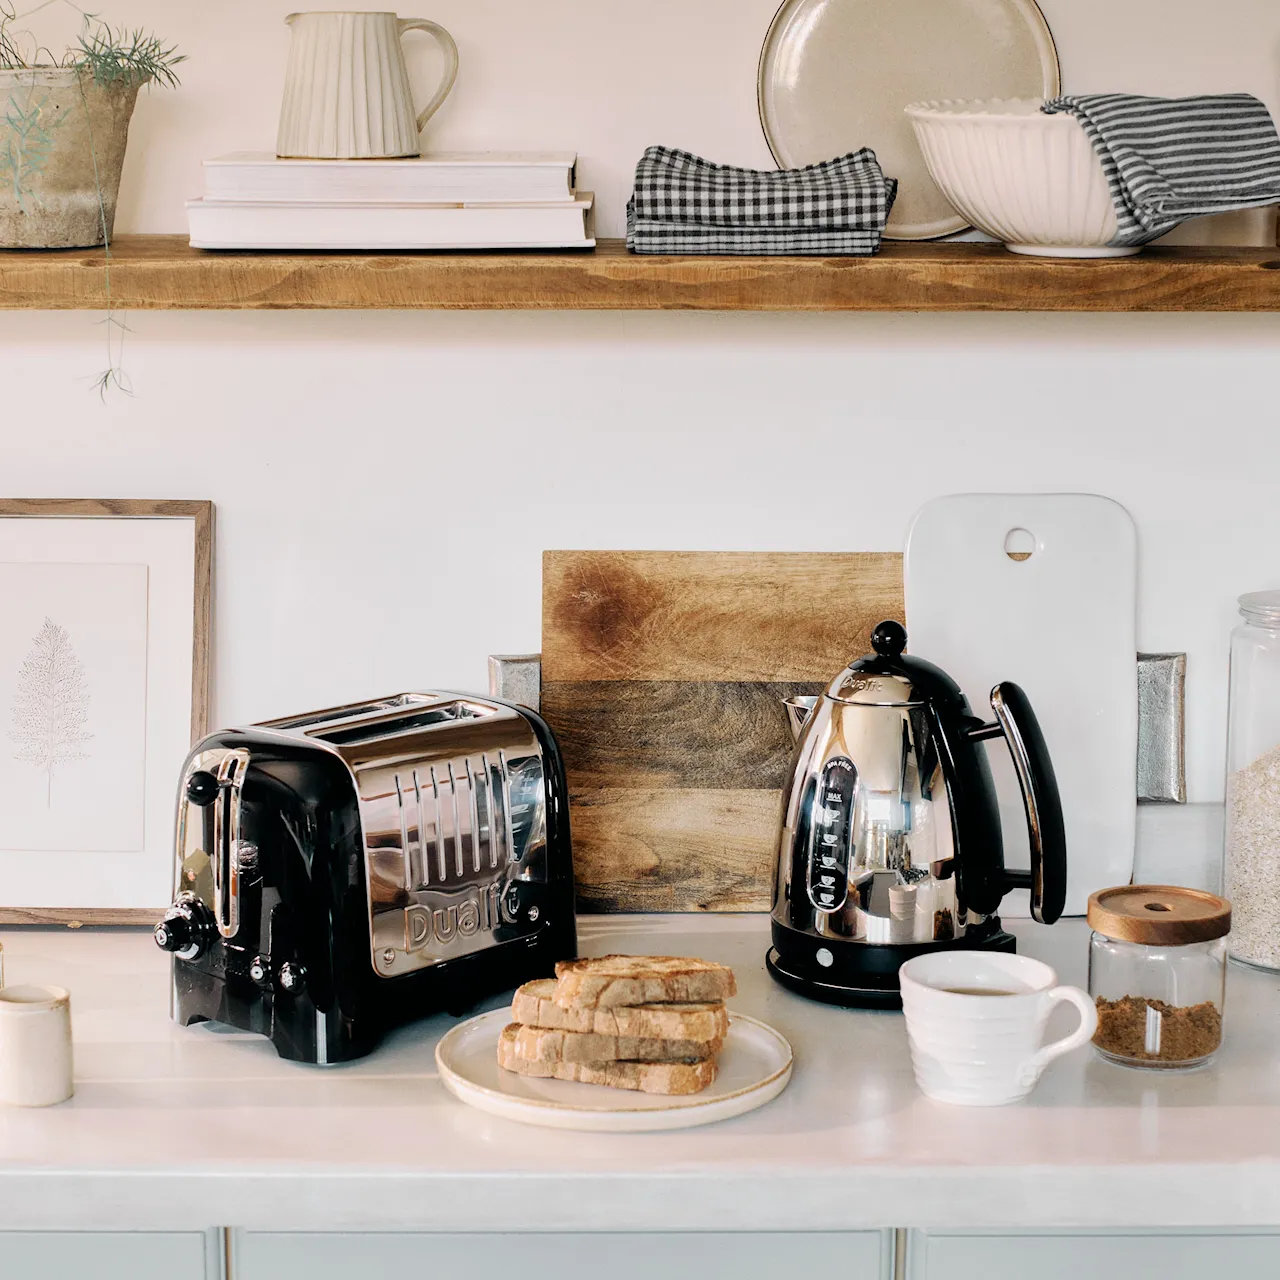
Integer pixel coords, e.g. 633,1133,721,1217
783,694,820,744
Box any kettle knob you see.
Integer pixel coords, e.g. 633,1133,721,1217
870,620,907,657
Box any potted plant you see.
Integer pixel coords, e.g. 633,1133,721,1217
0,2,183,248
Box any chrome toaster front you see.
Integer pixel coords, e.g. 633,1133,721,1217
295,694,552,978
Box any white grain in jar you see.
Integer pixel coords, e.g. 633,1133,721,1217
1224,591,1280,971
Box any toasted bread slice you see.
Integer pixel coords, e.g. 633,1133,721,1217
505,1021,722,1065
512,978,730,1041
552,955,737,1010
498,1024,717,1095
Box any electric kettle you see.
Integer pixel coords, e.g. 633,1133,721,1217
767,620,1066,1008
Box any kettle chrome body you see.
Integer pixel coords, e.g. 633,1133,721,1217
768,621,1066,1007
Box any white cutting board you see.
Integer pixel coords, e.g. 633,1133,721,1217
904,494,1137,917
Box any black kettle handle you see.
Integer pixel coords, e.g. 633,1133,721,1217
988,681,1067,925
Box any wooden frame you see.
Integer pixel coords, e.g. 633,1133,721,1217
0,499,213,926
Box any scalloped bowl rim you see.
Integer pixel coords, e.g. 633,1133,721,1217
904,97,1075,124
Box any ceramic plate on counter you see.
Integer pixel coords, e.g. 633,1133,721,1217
757,0,1060,239
437,1007,793,1131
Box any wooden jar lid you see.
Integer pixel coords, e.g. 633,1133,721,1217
1087,884,1231,945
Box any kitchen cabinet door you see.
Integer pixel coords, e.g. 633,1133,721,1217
909,1229,1280,1279
234,1230,891,1280
0,1230,220,1280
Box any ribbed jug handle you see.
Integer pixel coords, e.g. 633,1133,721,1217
398,19,459,132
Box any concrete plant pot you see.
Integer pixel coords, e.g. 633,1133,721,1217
0,67,140,248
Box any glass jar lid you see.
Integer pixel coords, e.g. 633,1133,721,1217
1087,885,1231,945
1239,590,1280,628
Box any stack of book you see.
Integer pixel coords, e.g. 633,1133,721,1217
186,151,593,250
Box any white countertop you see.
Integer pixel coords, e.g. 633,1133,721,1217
2,897,1280,1234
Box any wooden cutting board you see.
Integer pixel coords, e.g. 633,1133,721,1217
541,551,904,912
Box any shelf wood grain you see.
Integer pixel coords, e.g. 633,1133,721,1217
3,235,1280,310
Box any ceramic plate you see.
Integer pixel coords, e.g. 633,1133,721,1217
436,1008,793,1132
757,0,1060,239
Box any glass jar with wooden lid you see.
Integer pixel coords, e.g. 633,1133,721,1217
1087,885,1231,1070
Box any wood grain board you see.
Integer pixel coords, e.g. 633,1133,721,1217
542,551,903,912
3,237,1280,310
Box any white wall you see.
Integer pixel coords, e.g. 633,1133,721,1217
3,0,1280,807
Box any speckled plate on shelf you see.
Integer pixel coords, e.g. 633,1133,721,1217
436,1007,793,1132
757,0,1060,239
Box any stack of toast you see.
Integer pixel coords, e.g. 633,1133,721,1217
498,955,737,1096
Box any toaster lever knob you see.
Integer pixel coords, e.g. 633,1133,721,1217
186,770,220,806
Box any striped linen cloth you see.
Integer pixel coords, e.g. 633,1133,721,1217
1042,93,1280,246
626,145,896,255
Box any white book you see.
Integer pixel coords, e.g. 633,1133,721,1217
202,151,578,205
186,194,595,250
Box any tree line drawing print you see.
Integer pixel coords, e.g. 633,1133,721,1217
8,617,93,808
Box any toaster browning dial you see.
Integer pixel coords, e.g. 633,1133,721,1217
154,895,216,961
807,757,857,914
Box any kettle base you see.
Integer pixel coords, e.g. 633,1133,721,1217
766,926,1017,1010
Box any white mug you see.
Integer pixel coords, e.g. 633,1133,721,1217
899,952,1096,1106
277,11,459,159
0,984,74,1107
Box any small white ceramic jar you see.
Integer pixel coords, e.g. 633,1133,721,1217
0,984,74,1107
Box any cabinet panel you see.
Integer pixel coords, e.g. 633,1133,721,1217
236,1230,889,1280
0,1230,217,1280
912,1230,1280,1280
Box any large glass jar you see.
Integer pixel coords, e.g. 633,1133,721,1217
1225,590,1280,970
1087,885,1230,1070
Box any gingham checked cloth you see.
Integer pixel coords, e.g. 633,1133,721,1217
626,145,897,255
1042,94,1280,246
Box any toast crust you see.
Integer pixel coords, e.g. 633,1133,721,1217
498,1024,717,1095
552,955,738,1010
512,979,730,1041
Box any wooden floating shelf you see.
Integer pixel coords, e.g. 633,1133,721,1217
2,235,1280,311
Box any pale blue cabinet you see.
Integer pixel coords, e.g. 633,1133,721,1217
908,1230,1280,1279
233,1230,892,1280
0,1230,220,1280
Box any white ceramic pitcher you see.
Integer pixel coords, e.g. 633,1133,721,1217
277,11,459,159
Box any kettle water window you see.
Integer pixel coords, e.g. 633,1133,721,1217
807,757,856,912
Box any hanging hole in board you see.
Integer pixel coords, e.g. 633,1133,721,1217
1004,528,1036,562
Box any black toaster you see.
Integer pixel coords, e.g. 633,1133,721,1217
155,692,576,1063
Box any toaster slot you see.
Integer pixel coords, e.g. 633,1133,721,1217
317,702,490,746
265,693,439,732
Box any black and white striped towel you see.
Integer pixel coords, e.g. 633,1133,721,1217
627,145,896,255
1042,94,1280,246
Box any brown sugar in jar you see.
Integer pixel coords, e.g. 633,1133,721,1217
1087,886,1231,1070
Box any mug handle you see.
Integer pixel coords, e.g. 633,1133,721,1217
1022,985,1098,1086
398,19,459,132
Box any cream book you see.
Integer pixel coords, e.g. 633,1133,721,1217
186,194,595,250
202,151,578,204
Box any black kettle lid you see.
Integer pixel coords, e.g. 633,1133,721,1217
825,620,970,709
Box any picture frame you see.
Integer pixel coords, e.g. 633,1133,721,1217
0,499,213,925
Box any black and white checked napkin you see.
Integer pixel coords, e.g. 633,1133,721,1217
626,145,896,255
1042,94,1280,246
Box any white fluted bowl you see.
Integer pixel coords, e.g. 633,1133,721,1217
905,98,1136,258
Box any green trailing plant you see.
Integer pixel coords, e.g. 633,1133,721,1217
0,1,183,396
0,3,184,85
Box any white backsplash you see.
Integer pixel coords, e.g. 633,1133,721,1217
3,0,1277,887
